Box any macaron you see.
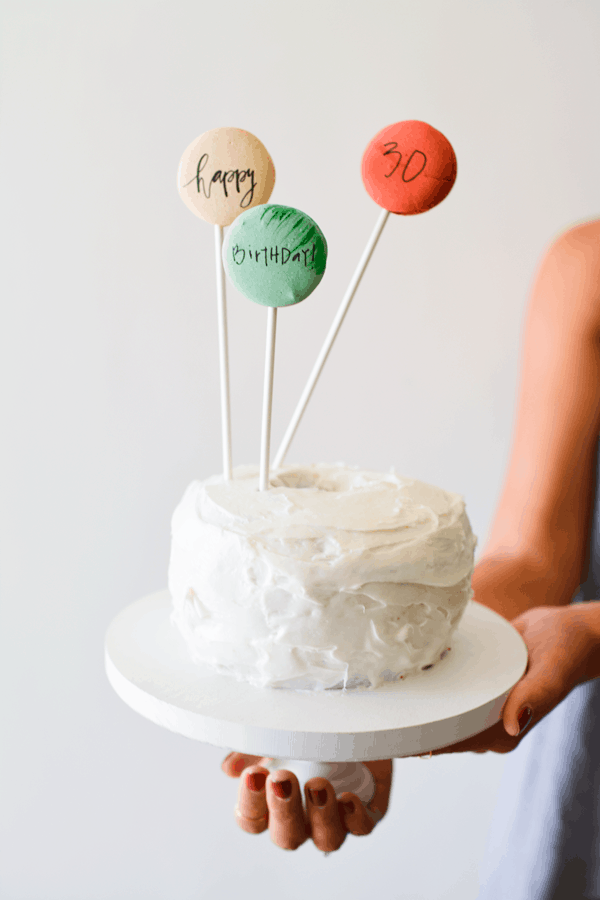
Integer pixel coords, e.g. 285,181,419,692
223,204,327,307
362,120,456,215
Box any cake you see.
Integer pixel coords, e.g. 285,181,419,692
169,463,476,690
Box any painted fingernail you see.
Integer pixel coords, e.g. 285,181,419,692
517,707,533,735
246,772,266,792
271,779,292,800
232,757,247,774
308,788,328,808
342,800,355,816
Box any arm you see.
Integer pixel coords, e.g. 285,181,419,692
475,220,600,619
430,221,600,753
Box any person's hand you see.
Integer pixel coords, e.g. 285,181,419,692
221,753,392,851
426,603,600,756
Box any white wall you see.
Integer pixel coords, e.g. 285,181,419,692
1,2,599,898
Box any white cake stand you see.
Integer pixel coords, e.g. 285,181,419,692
105,591,527,804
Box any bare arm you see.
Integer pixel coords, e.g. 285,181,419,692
475,221,600,619
428,221,600,752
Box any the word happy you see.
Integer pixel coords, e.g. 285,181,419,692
231,244,318,267
184,153,257,208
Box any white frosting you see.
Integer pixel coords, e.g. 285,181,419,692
169,464,476,690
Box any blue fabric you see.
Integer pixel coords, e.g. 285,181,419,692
478,680,600,899
478,441,600,899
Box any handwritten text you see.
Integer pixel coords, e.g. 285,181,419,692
232,244,317,267
383,143,427,182
183,153,256,208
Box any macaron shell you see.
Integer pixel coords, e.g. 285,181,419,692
178,127,275,226
223,205,327,307
362,121,456,215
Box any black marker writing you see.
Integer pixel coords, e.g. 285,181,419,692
232,244,317,268
402,150,427,182
383,142,403,177
183,154,257,207
383,143,427,182
254,248,268,266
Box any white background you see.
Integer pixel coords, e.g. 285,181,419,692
1,2,600,898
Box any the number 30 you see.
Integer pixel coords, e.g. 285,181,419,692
383,142,427,182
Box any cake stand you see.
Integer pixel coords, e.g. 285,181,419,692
105,591,527,805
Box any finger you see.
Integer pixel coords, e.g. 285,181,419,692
305,777,347,852
364,759,393,820
221,752,263,778
501,661,570,737
266,770,308,851
503,700,535,739
234,765,270,834
338,792,375,836
421,720,519,755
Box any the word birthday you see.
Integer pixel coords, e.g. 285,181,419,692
183,153,256,208
231,244,318,267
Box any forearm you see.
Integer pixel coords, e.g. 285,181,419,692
472,548,582,620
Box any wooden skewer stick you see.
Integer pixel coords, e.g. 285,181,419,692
214,225,233,481
259,307,277,491
273,208,390,469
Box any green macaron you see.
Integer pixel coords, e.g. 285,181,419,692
223,204,327,307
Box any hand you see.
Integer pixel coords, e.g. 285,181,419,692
221,753,392,851
427,603,599,756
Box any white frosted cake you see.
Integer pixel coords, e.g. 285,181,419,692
169,463,476,690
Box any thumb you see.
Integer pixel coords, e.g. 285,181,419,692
221,752,264,777
503,699,534,738
501,661,568,738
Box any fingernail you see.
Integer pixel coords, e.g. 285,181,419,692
271,779,292,800
232,757,247,774
246,772,266,792
342,800,355,816
517,706,533,735
308,788,328,808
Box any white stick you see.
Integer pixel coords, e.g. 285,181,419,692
259,307,278,491
273,208,390,469
214,225,232,481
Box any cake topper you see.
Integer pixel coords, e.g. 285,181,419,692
223,204,327,490
273,121,456,469
361,120,457,215
177,127,276,480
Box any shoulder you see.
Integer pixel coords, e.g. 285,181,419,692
532,218,600,334
546,218,600,268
